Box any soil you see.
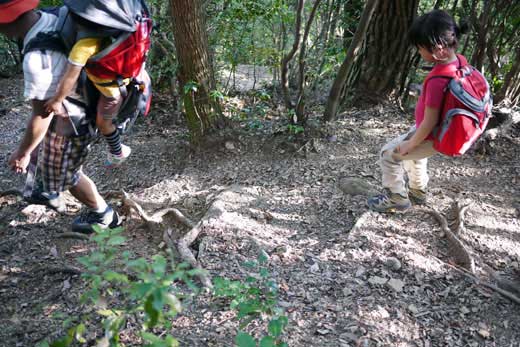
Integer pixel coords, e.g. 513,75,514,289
1,75,519,347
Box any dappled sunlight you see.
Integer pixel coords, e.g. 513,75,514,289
470,216,520,234
355,306,422,342
346,223,447,274
464,229,520,257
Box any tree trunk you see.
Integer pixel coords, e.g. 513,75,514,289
169,0,223,144
470,0,492,71
348,0,419,107
495,46,520,105
295,0,323,123
323,0,380,122
281,0,306,110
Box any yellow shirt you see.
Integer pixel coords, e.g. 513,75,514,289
69,38,129,98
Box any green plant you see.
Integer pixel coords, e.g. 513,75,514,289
286,124,304,135
47,226,200,347
210,89,226,102
183,81,200,95
213,251,289,347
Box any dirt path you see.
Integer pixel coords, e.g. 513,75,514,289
1,76,519,346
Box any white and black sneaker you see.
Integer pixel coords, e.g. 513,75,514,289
25,189,66,213
71,206,122,234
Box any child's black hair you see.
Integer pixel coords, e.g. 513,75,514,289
408,10,469,52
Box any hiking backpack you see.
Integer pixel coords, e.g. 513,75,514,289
24,0,153,134
425,54,492,156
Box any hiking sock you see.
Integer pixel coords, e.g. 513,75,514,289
92,197,108,214
104,130,123,156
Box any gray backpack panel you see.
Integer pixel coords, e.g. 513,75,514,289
63,0,144,32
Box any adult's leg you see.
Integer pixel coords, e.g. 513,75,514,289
69,172,107,211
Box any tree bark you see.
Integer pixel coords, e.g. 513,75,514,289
281,0,306,110
169,0,223,144
295,0,323,122
470,0,492,71
323,0,380,122
495,46,520,105
348,0,419,107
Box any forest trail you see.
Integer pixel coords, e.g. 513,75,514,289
1,76,519,346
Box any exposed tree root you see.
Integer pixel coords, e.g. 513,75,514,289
423,205,475,273
426,200,520,305
448,201,471,233
432,256,520,306
483,263,520,298
121,191,213,288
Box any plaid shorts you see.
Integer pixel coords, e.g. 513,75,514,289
40,130,95,193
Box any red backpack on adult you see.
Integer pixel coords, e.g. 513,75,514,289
424,54,492,156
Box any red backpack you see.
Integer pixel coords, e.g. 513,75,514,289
424,54,492,156
84,17,152,83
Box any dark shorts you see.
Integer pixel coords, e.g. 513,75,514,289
39,130,95,193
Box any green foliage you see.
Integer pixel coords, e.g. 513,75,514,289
208,0,291,80
214,251,289,347
286,124,304,136
183,81,200,95
49,226,196,347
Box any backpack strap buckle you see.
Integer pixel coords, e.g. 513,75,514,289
116,76,128,98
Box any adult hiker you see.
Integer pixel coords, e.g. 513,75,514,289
1,0,121,233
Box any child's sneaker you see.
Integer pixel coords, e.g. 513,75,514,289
408,188,427,205
105,144,131,167
367,188,411,213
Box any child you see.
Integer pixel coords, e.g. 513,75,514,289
368,10,469,212
45,22,131,167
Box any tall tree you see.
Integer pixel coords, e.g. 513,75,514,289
169,0,223,144
323,0,379,121
280,0,306,110
349,0,419,106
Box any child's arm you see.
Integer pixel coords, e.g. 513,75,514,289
398,106,440,155
44,63,82,116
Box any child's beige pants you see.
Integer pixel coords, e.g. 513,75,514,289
380,128,438,196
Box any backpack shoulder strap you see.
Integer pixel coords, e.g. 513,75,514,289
422,54,468,91
24,6,76,55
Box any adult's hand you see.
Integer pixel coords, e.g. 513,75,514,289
44,98,64,117
8,149,31,173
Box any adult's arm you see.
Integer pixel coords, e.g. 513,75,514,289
8,99,53,173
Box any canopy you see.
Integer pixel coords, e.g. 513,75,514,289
64,0,145,32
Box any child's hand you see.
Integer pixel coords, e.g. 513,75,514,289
44,99,65,116
397,140,414,156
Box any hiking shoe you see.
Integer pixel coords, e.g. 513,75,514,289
71,206,122,234
105,144,131,167
408,188,428,205
367,188,411,213
25,190,66,213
